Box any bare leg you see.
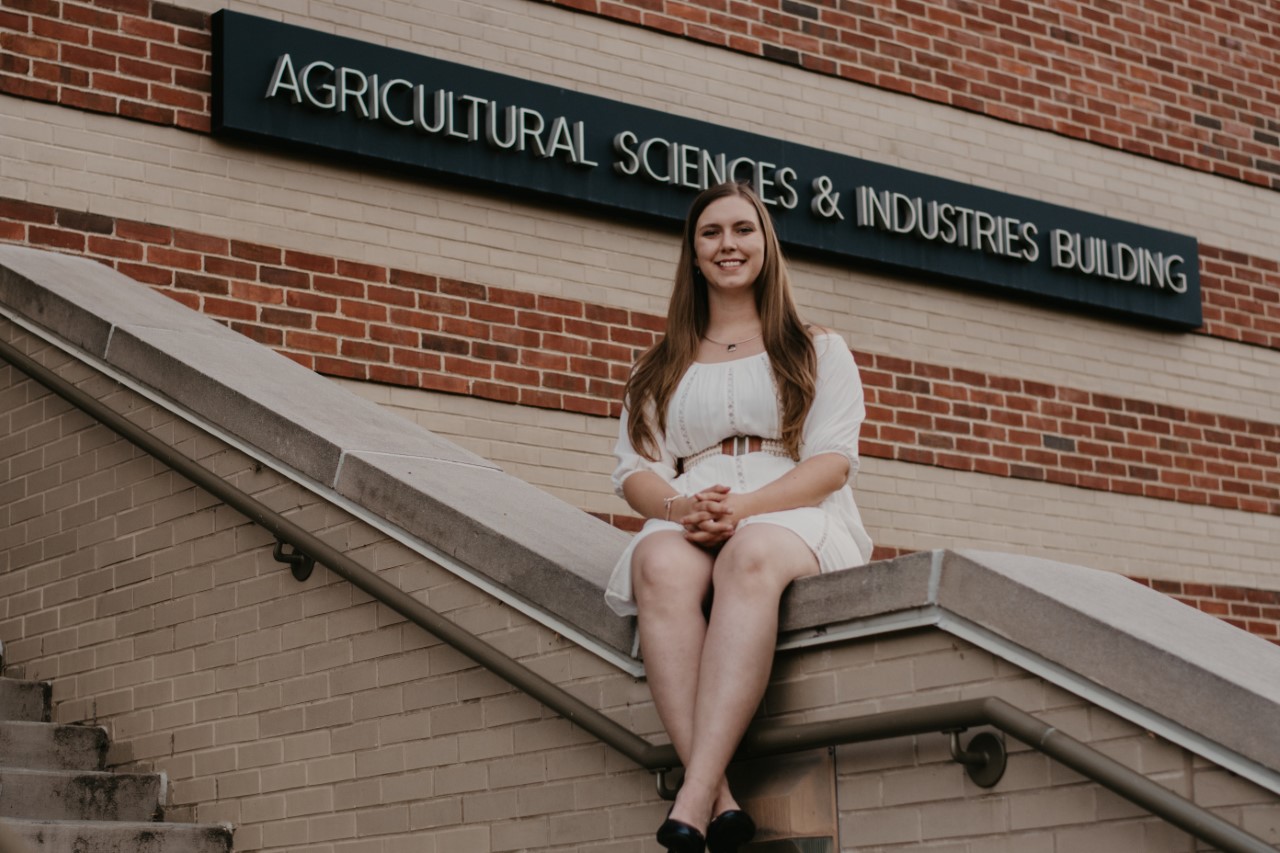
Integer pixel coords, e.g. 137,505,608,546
631,533,738,816
666,524,820,831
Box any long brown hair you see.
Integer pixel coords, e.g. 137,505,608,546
624,182,817,461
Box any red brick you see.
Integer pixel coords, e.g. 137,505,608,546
148,42,204,70
58,86,117,112
203,296,256,321
261,307,313,329
389,268,435,290
313,276,363,298
2,33,58,60
367,284,416,308
173,272,227,295
341,340,390,362
28,226,85,251
536,294,585,317
118,56,173,82
314,356,366,379
336,259,386,282
93,71,148,99
285,330,338,354
59,3,117,28
473,381,520,404
339,299,388,322
119,101,175,126
316,316,364,338
518,311,563,332
229,281,284,304
388,308,440,332
151,83,203,110
91,30,149,58
368,365,419,387
31,18,90,45
444,356,491,380
439,277,486,300
61,43,117,71
147,245,201,270
392,348,441,371
118,262,172,285
152,2,208,30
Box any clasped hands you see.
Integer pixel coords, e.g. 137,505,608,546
673,484,744,548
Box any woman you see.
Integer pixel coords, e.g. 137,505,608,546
606,181,873,852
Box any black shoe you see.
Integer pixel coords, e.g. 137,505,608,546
706,809,755,853
656,815,706,852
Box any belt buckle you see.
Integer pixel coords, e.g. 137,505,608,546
731,435,746,456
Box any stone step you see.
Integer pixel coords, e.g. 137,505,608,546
0,679,50,723
0,722,107,772
0,767,164,822
0,818,233,853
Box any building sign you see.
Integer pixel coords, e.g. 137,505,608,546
212,11,1201,329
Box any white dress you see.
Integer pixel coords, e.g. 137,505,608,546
605,332,874,616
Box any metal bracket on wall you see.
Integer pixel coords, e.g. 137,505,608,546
945,727,1007,788
273,540,315,582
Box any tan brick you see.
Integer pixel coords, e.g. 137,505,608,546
284,730,332,762
491,817,550,852
1053,818,1149,853
260,817,311,849
306,697,354,730
261,762,308,794
841,803,922,846
307,754,356,786
285,785,334,817
383,770,434,804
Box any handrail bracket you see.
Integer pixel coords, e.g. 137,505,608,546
945,727,1007,788
273,540,316,582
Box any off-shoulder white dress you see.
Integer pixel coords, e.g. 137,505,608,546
605,333,873,616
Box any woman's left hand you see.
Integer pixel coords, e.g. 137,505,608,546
679,485,745,547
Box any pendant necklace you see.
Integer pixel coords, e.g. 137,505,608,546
703,331,762,352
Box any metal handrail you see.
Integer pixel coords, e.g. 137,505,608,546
2,334,1274,853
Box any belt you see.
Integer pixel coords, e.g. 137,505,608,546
677,435,788,475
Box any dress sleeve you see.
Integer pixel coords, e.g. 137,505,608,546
800,333,866,485
612,403,679,498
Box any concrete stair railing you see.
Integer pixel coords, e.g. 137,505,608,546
0,676,233,852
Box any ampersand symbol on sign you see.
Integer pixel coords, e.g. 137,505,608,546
810,176,844,220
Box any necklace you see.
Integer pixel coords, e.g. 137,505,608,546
703,331,762,352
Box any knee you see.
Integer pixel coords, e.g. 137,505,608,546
632,540,710,605
712,539,782,598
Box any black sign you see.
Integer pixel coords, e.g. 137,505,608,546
212,11,1201,329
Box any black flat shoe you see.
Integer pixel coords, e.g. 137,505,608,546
656,815,706,852
706,809,755,853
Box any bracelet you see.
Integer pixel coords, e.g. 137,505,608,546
663,495,679,521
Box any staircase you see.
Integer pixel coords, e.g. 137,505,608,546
0,676,233,852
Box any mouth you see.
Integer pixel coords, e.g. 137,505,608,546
716,259,745,270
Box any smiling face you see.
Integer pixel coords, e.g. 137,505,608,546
693,194,766,294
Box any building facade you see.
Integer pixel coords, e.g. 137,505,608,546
3,2,1280,851
3,0,1276,633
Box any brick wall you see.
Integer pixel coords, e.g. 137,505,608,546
0,0,209,131
2,0,1279,197
3,327,1277,850
1,2,1276,641
2,197,1277,519
544,0,1280,191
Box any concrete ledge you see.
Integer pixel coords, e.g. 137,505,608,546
4,246,1279,782
0,245,632,654
937,549,1280,774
